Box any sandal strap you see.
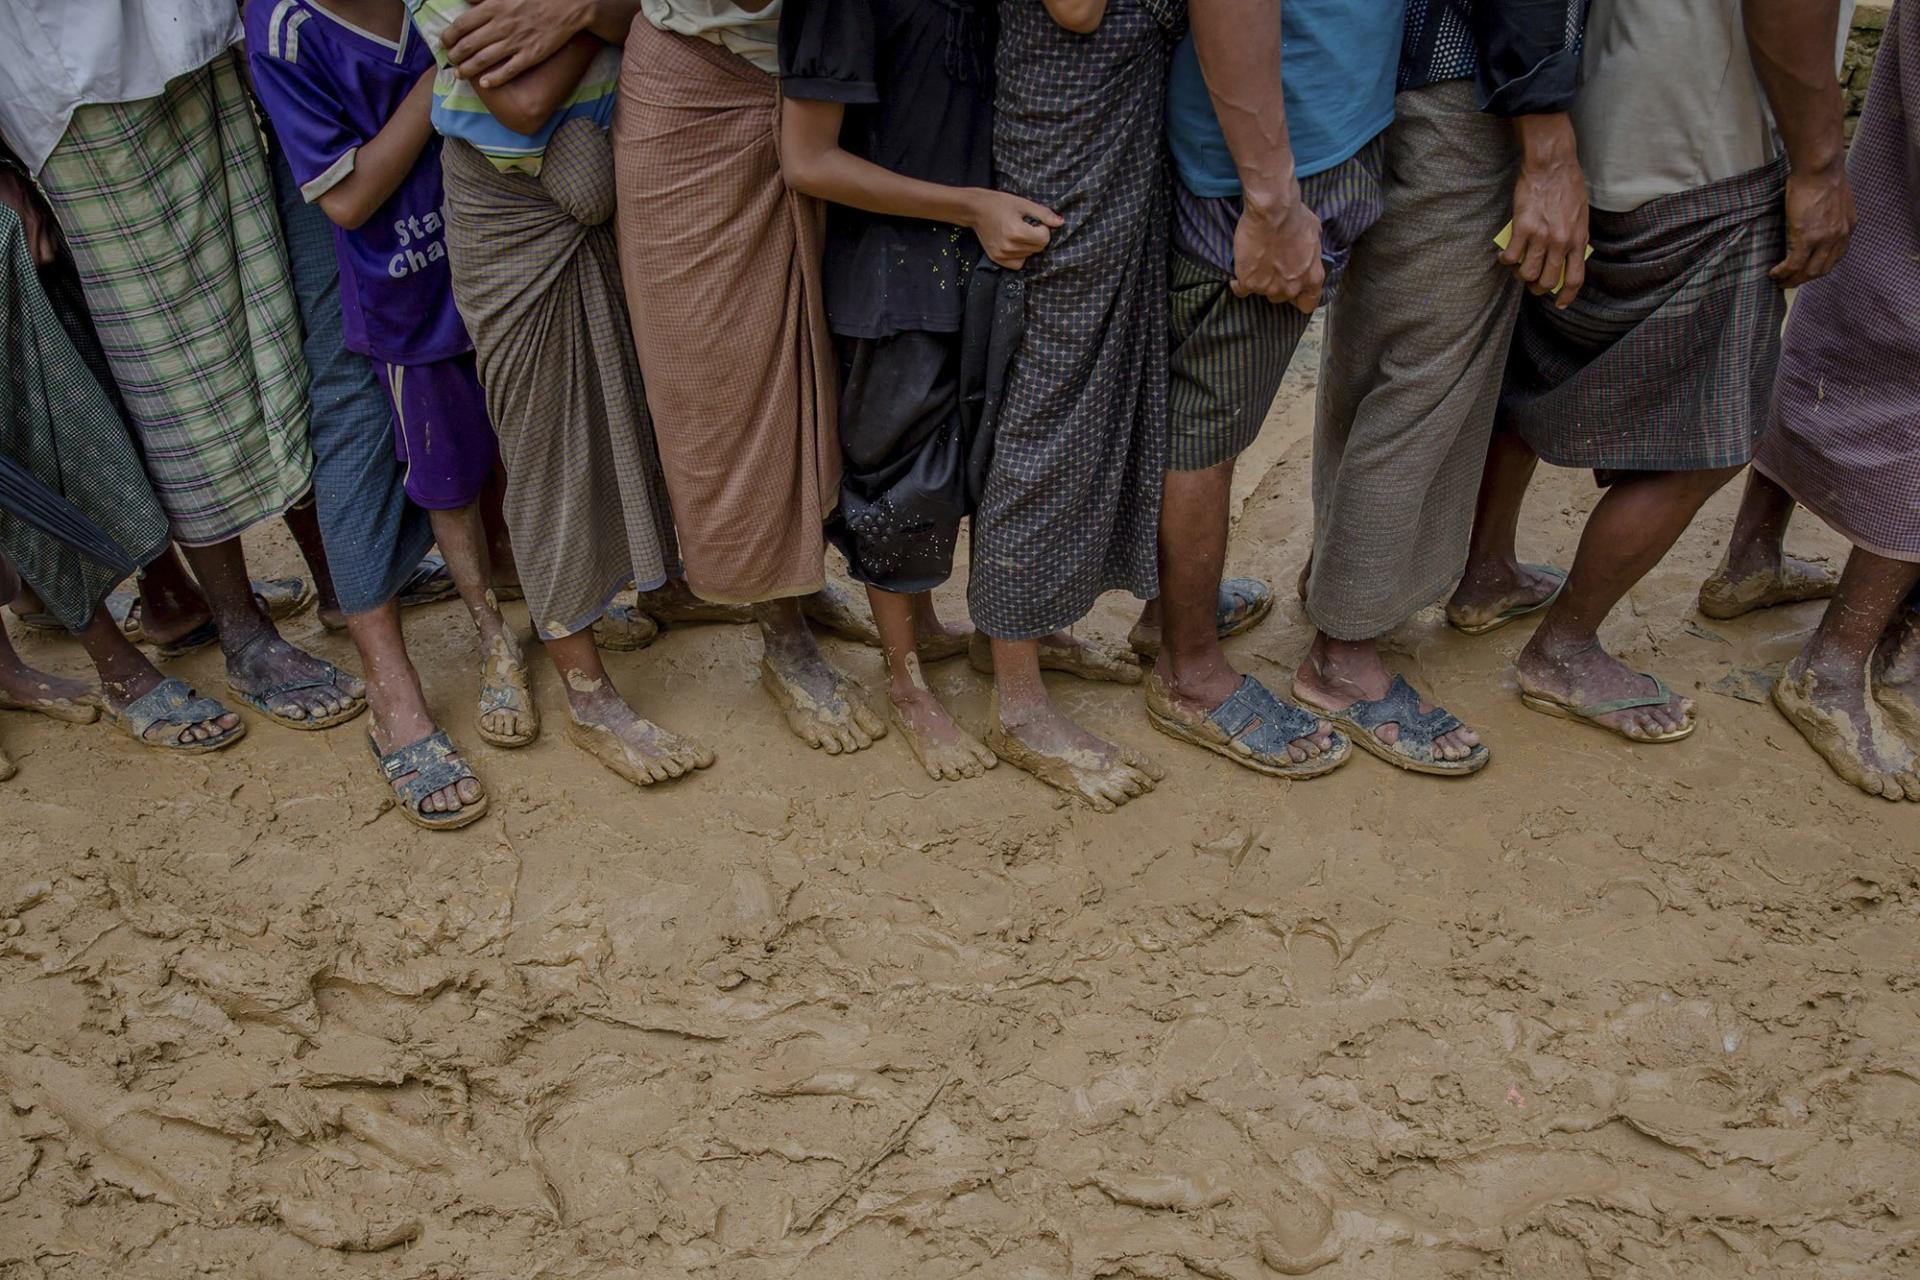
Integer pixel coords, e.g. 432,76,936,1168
477,684,521,716
1573,673,1676,718
371,729,476,806
1211,676,1324,746
123,677,227,739
1218,577,1271,627
243,666,348,706
1343,676,1463,740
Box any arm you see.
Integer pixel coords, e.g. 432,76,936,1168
316,70,438,231
779,96,1062,269
1042,0,1107,34
468,33,603,136
1469,1,1590,306
1745,0,1855,286
0,140,60,266
1188,0,1322,312
443,0,640,87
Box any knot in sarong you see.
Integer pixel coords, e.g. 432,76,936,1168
539,118,616,228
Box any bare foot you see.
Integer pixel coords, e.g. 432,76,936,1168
1446,559,1565,633
1773,660,1919,801
0,661,100,724
968,631,1142,685
1515,634,1693,742
913,609,973,664
634,580,754,627
1873,610,1920,749
564,675,714,786
1697,554,1837,620
476,624,538,748
802,582,881,646
759,648,886,754
987,693,1162,812
889,656,994,781
224,628,367,727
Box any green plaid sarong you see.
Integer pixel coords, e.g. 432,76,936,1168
35,50,312,546
0,207,169,631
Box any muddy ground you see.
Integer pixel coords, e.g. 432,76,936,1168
2,328,1916,1279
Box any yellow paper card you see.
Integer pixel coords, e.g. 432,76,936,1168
1494,221,1594,294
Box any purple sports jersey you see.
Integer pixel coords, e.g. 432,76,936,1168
246,0,470,364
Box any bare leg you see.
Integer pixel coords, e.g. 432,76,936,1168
1446,430,1564,627
986,635,1161,811
481,463,520,595
281,499,340,625
430,502,534,746
757,595,885,753
349,599,482,815
1696,470,1835,619
872,587,992,780
907,590,972,660
1773,549,1920,799
0,612,95,719
548,628,714,786
1515,467,1742,739
1151,460,1334,762
134,546,214,647
179,537,364,725
1293,633,1482,761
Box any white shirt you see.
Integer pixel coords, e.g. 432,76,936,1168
639,0,781,74
0,0,241,175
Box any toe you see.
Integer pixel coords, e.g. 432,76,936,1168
278,702,310,722
456,777,483,806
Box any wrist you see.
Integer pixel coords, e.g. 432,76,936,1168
1514,112,1578,171
1238,169,1301,227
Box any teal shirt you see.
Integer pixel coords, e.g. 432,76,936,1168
1167,0,1405,196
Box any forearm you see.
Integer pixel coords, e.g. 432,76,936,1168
1744,0,1846,176
317,76,437,230
782,145,980,228
1189,0,1296,219
583,0,642,43
472,35,600,135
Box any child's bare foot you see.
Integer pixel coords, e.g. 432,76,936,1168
888,656,994,780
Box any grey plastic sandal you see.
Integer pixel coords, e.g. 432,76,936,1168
371,729,488,831
1297,675,1489,776
107,677,245,753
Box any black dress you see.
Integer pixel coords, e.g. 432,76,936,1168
780,0,1000,594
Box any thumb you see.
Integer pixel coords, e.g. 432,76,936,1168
1026,202,1065,229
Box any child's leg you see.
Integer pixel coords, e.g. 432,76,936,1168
429,501,535,747
872,587,993,780
346,599,485,816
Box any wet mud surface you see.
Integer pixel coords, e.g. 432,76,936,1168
3,333,1916,1278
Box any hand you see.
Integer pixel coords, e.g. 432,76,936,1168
443,0,592,88
1231,184,1323,313
1506,114,1589,308
1771,162,1855,288
968,190,1063,270
0,166,60,267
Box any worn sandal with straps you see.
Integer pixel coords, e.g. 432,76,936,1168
1130,577,1275,660
1294,674,1489,777
1147,672,1350,779
1519,671,1696,744
372,729,489,831
105,677,246,754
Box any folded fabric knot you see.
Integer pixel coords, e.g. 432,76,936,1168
539,118,616,227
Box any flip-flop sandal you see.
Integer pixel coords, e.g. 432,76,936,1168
592,602,660,652
371,728,488,831
1146,672,1349,779
1447,565,1568,636
1519,672,1696,744
475,660,539,749
105,677,246,753
1696,558,1837,621
0,689,101,724
1295,674,1489,776
968,631,1144,685
227,663,367,731
121,578,315,657
1129,577,1275,659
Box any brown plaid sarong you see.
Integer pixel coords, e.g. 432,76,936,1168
1500,157,1789,475
611,19,838,606
1756,0,1920,563
441,122,678,639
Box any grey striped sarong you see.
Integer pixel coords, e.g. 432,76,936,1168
1501,157,1789,476
1307,82,1523,642
1756,0,1920,563
441,121,677,639
969,0,1178,640
0,207,168,630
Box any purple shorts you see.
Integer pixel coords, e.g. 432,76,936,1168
374,353,498,510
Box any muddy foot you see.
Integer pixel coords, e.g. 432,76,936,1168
635,580,754,627
566,693,715,787
1516,636,1694,742
760,650,886,754
0,741,14,781
1773,662,1920,801
967,631,1143,685
0,663,99,724
890,667,995,781
372,723,486,823
1446,560,1566,634
1873,611,1920,750
1698,555,1837,620
803,583,881,646
225,630,367,729
914,614,974,664
987,694,1162,813
476,627,538,748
